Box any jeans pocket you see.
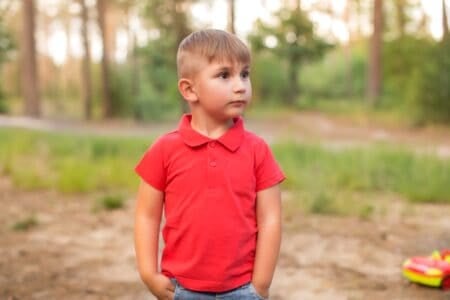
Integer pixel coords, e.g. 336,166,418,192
170,278,180,300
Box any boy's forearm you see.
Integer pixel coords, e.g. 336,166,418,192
252,217,281,292
134,181,164,284
134,216,161,281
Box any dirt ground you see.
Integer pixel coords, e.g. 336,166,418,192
1,112,450,299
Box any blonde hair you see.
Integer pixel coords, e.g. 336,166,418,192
177,29,251,78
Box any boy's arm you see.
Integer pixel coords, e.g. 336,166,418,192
252,184,282,299
134,180,174,299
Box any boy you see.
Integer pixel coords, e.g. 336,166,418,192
134,29,285,300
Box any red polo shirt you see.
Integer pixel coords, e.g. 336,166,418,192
135,114,285,292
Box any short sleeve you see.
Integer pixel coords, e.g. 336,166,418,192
135,137,167,191
255,140,285,191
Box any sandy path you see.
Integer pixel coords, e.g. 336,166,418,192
1,176,450,299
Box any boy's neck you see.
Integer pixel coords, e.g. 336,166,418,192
189,113,234,139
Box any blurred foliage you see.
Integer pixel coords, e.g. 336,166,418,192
11,215,39,231
0,1,449,125
0,18,14,65
409,38,450,125
130,0,196,121
383,35,450,125
251,52,289,103
109,64,135,118
134,41,181,121
383,35,433,108
0,17,14,113
249,7,332,106
93,194,125,211
300,41,367,99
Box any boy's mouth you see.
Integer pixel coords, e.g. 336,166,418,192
229,100,247,105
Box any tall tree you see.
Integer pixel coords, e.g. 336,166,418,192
343,0,353,96
97,0,113,118
118,0,140,99
21,0,40,117
443,0,449,40
227,0,235,34
250,6,331,105
354,0,363,39
367,0,383,104
394,0,407,37
144,0,195,113
79,0,93,120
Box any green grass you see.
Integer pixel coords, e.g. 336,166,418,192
11,215,39,231
0,128,150,194
1,128,449,217
93,194,125,211
273,142,450,209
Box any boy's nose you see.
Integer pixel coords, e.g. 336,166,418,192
233,78,246,93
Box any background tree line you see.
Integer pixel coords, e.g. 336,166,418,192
0,0,449,124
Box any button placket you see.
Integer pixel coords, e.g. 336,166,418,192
208,141,217,168
207,141,219,188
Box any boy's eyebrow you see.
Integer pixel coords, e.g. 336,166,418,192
213,64,250,72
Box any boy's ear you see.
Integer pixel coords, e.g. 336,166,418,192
178,78,198,103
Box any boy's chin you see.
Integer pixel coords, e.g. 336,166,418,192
225,109,245,119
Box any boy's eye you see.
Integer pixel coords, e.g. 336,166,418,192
241,70,250,79
219,72,229,79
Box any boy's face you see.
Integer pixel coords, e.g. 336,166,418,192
190,57,252,121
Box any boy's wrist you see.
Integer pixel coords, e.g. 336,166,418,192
142,272,175,298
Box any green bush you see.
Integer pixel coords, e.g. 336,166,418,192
409,39,450,125
382,36,434,113
251,53,289,103
11,215,38,231
94,194,125,211
134,41,182,121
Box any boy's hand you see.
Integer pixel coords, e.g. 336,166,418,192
252,281,269,299
145,273,175,300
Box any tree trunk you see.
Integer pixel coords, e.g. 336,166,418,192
125,6,139,101
355,0,363,39
367,0,383,104
443,0,449,40
227,0,235,34
344,0,353,96
21,0,40,117
97,0,113,119
287,57,300,106
80,0,93,120
173,0,190,113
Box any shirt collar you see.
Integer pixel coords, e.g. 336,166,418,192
178,114,244,152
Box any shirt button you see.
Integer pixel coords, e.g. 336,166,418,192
209,160,217,167
209,141,216,148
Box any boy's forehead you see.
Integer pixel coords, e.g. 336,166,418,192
186,51,248,65
204,57,250,69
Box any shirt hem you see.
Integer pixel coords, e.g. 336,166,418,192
171,273,253,293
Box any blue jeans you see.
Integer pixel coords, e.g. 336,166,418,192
171,279,267,300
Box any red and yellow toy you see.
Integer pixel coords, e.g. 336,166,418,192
403,249,450,290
